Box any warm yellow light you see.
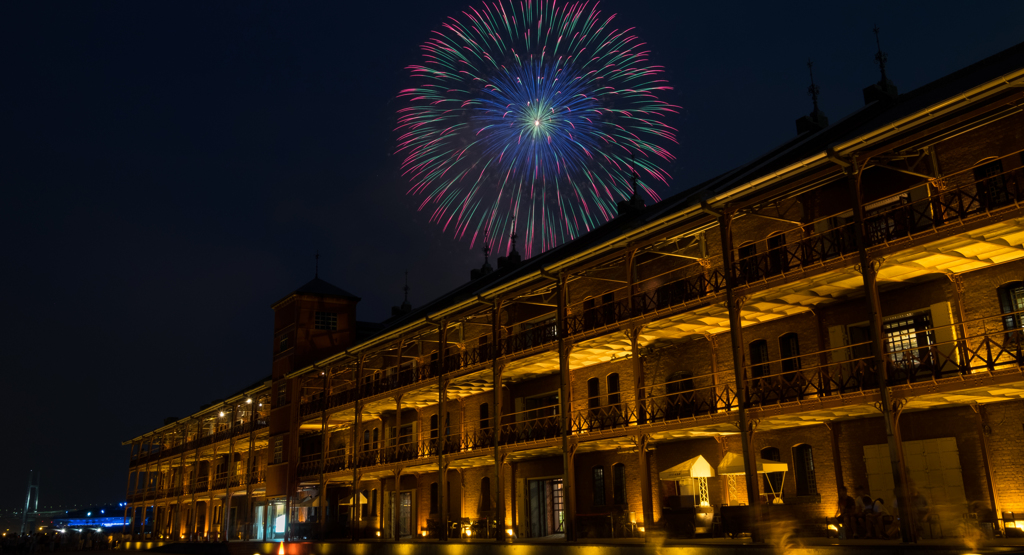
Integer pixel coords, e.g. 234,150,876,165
278,542,285,555
376,531,381,537
246,399,252,404
638,526,645,533
828,524,838,531
465,529,472,537
506,528,514,536
219,412,225,417
421,531,427,537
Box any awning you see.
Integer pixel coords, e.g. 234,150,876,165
716,452,788,475
296,495,319,508
659,455,716,481
340,492,368,505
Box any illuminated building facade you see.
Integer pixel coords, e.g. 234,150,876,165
123,42,1024,543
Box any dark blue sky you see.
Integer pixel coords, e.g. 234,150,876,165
1,1,1021,509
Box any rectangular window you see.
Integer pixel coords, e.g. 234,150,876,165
998,282,1024,331
314,311,338,331
974,159,1011,210
883,312,934,363
277,385,287,407
279,335,289,352
864,194,910,244
273,438,283,464
592,466,606,505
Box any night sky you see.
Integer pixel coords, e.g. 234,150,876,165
2,1,1021,510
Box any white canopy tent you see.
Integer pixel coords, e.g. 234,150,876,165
340,491,369,505
716,452,788,475
660,455,716,507
659,455,716,481
716,452,789,504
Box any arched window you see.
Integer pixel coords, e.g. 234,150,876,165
998,281,1024,331
480,403,490,430
363,430,370,450
749,339,770,379
779,333,801,373
665,371,695,419
481,476,491,511
612,463,626,505
974,158,1011,210
592,466,606,505
607,373,621,407
587,378,601,409
372,428,379,450
760,447,783,497
479,335,491,360
430,482,439,514
767,233,788,276
738,241,759,283
793,444,817,496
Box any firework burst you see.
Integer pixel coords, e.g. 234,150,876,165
397,0,678,257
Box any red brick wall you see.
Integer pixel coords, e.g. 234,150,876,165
977,401,1024,516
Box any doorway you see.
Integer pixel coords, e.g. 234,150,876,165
399,492,413,537
387,491,415,538
527,478,564,538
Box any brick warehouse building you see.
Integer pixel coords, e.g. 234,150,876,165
123,42,1024,544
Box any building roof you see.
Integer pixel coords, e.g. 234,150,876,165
303,39,1024,368
273,276,361,307
127,40,1024,442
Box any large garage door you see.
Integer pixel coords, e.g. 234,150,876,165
863,437,966,506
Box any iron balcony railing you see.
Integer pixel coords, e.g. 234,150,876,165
295,305,1024,476
129,418,268,468
729,152,1024,287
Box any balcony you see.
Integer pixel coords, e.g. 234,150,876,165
728,156,1024,289
291,157,1024,424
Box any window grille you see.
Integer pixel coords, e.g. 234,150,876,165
314,311,337,331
